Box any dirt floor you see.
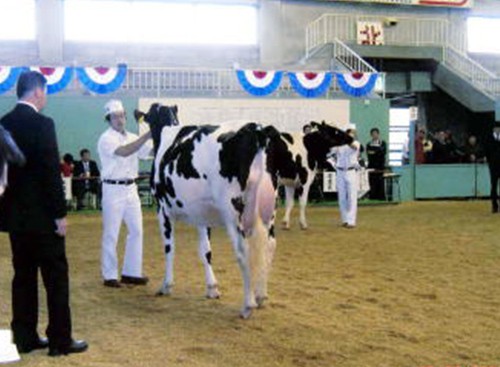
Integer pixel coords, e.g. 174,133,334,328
1,201,500,367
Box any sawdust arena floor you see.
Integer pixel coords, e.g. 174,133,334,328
0,201,499,367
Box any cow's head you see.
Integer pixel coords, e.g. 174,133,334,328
134,103,180,154
304,121,353,168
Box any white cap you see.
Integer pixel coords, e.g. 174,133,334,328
345,123,356,131
104,99,125,117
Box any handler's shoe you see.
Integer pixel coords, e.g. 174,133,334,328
103,279,121,288
121,275,149,285
17,337,49,353
48,340,88,357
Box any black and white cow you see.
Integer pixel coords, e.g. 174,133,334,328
139,104,277,319
266,121,353,230
0,125,25,195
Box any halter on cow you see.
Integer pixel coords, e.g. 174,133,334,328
0,125,26,196
138,104,276,318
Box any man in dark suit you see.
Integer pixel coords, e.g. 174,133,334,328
366,127,387,200
0,71,88,356
73,148,100,210
484,122,500,213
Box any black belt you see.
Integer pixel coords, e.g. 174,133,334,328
336,167,356,171
103,179,136,185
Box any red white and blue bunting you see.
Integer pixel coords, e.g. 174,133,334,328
30,67,73,95
76,64,127,94
236,70,283,96
0,67,26,94
288,71,333,98
336,72,378,97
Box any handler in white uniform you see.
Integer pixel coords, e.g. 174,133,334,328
97,100,152,288
331,124,360,229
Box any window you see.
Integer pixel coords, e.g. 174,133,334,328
64,0,258,45
0,0,36,40
467,17,500,54
389,108,411,166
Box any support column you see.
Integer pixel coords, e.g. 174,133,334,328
37,0,64,64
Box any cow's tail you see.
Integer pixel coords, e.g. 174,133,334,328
242,147,276,300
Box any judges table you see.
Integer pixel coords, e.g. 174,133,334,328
323,168,371,199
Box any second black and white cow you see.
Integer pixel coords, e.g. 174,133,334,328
269,122,353,230
140,104,276,319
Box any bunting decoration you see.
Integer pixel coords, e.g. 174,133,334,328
0,67,26,94
288,71,333,98
336,72,378,97
30,67,73,94
76,64,127,94
236,70,283,96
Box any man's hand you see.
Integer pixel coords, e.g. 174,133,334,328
55,217,67,237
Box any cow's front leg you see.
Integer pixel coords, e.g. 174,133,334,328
197,226,220,299
226,224,256,319
156,205,175,296
281,186,295,230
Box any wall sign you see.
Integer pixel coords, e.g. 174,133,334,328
357,21,384,45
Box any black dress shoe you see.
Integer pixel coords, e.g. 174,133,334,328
48,339,88,357
103,279,121,288
121,275,149,285
17,337,49,353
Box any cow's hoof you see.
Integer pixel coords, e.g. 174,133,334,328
281,223,290,230
239,307,253,319
300,224,308,230
256,295,268,308
155,285,173,296
206,285,221,299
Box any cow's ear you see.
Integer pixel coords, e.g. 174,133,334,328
174,105,178,114
134,109,145,122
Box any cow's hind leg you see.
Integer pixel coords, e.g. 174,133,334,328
298,179,314,230
226,224,256,319
255,213,276,308
197,227,220,299
156,205,175,296
281,186,295,230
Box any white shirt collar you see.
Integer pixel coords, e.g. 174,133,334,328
17,100,38,113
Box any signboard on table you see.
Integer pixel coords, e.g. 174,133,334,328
331,0,472,8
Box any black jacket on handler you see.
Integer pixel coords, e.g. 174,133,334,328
0,103,66,232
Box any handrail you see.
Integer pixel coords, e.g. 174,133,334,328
334,38,377,73
443,46,500,95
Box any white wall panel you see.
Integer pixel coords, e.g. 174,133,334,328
139,98,350,132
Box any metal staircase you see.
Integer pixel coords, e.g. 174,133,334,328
305,13,500,111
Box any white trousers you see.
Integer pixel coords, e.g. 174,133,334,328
336,169,358,226
101,183,144,280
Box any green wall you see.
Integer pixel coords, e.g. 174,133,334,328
349,98,390,158
0,95,139,166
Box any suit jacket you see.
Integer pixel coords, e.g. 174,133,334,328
73,159,100,194
0,103,66,233
484,133,500,169
73,159,100,178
